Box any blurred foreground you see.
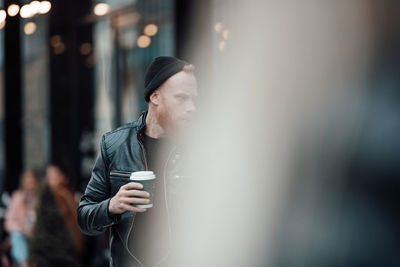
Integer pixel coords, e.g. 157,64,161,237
0,0,399,266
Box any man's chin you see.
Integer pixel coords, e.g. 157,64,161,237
179,118,194,127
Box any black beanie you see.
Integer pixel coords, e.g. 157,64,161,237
144,56,189,102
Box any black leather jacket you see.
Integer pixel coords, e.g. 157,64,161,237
77,111,185,267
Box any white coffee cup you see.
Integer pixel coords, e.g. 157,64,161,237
130,171,156,208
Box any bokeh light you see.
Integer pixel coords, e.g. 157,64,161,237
24,22,37,35
222,29,230,40
0,10,6,22
144,24,158,36
214,22,223,33
93,3,109,16
39,1,51,14
0,20,6,30
50,35,61,47
7,4,20,17
218,40,226,51
54,42,65,55
20,4,35,18
30,1,41,15
80,42,92,56
137,35,151,48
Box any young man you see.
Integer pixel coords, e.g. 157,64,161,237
77,56,197,267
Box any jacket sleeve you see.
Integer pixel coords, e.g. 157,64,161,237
77,135,120,235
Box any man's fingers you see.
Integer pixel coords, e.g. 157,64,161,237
121,189,150,198
121,182,143,190
120,197,150,205
120,203,147,213
133,207,147,213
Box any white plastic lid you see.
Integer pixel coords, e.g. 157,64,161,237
130,171,156,181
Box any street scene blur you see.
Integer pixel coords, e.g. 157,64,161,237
0,0,399,266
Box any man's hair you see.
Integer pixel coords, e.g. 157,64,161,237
183,64,195,73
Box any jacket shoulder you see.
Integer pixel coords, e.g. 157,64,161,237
102,121,140,155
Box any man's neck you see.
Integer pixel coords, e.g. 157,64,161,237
145,111,165,139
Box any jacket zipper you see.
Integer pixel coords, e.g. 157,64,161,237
154,146,177,267
124,132,148,267
138,134,149,171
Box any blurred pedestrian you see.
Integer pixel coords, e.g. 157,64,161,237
29,163,85,267
4,170,40,267
45,164,84,256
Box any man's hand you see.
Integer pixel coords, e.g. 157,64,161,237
109,182,150,214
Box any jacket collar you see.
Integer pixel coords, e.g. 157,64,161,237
137,110,148,135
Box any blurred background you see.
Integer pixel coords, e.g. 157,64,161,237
0,0,212,198
0,0,399,266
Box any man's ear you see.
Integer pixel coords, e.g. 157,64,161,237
149,90,160,105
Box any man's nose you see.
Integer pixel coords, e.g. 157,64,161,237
186,99,196,113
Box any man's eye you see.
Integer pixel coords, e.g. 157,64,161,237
177,95,187,101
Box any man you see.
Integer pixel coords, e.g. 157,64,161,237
77,56,197,267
